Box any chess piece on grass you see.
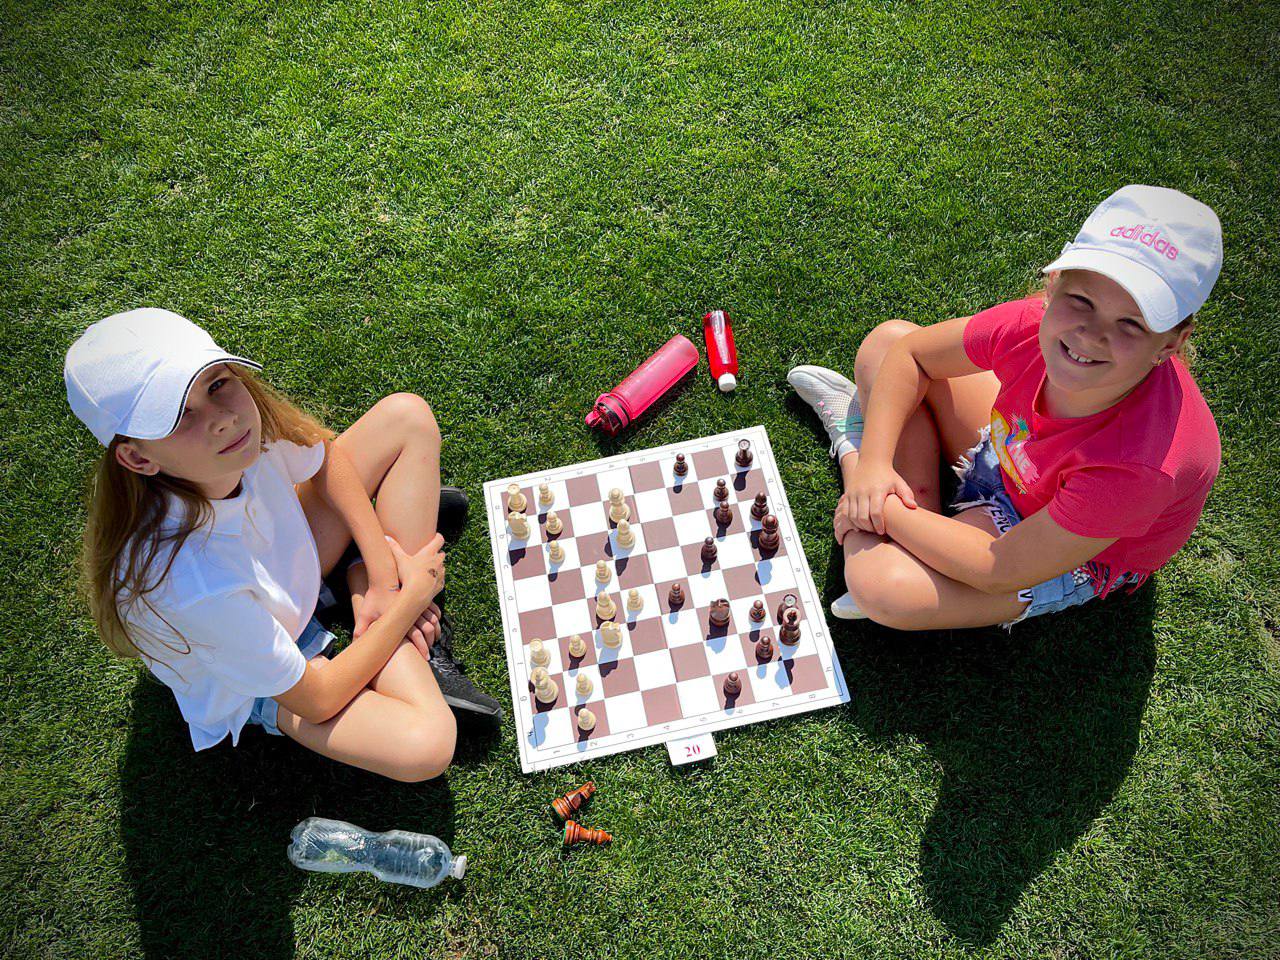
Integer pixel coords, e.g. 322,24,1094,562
563,821,611,846
550,782,596,821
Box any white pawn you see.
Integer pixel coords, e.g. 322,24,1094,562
529,638,550,668
608,488,630,523
615,518,636,549
576,673,594,698
595,592,617,621
577,708,597,732
530,665,549,690
567,633,587,658
595,560,611,584
599,620,623,648
508,511,530,540
506,483,527,513
626,588,643,612
535,675,559,705
545,511,563,535
538,482,554,507
548,540,565,564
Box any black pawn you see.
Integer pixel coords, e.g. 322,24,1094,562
709,599,731,628
758,514,780,552
749,600,766,623
673,453,688,477
668,583,686,608
714,501,732,526
700,536,718,565
750,492,768,520
713,478,729,502
735,439,753,467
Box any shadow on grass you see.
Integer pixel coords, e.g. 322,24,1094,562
118,674,494,958
822,541,1156,945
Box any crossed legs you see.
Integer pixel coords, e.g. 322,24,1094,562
280,393,457,781
840,321,1029,629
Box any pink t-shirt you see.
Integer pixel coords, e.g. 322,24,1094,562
962,297,1220,594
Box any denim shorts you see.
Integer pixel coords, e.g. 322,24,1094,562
247,615,334,736
950,428,1106,629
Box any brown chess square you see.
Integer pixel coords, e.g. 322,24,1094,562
691,448,728,478
509,545,547,580
640,516,678,550
574,701,610,740
599,657,639,696
670,643,711,681
529,672,565,712
628,460,667,493
642,685,683,725
626,616,668,655
616,553,653,589
714,670,756,709
780,655,826,695
517,607,556,641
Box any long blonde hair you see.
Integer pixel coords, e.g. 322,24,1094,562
80,368,333,660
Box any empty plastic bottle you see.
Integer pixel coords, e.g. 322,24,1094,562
287,817,466,889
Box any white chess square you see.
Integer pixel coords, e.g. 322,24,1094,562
753,557,798,592
579,561,614,596
644,546,686,579
717,533,756,569
633,488,674,523
528,709,572,750
676,676,718,718
747,660,791,700
621,584,661,622
673,510,711,546
632,649,677,688
596,466,633,501
729,596,766,630
606,691,647,732
696,477,727,510
532,478,570,513
661,609,705,647
565,663,602,703
514,576,552,611
552,600,594,638
686,569,728,607
658,452,700,483
567,502,609,537
704,634,748,675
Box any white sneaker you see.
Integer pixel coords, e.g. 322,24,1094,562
829,592,867,620
787,364,864,460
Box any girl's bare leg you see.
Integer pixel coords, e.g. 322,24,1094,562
840,321,1028,629
286,393,456,779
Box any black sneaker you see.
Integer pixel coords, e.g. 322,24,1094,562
429,614,503,719
438,486,469,545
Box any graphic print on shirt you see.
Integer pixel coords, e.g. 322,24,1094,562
989,410,1038,494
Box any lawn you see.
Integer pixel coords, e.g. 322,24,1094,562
1,0,1278,957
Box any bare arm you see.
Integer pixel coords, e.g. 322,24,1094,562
881,497,1116,594
274,535,444,723
310,440,397,591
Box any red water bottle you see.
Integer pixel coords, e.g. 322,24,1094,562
703,310,738,392
584,334,699,436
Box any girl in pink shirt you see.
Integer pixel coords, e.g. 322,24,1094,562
788,185,1223,629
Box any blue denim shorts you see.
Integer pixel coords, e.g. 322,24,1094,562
247,615,334,736
950,429,1105,629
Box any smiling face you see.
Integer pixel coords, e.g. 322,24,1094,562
114,364,263,499
1038,270,1192,416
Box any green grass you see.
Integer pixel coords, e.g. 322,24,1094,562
2,0,1278,956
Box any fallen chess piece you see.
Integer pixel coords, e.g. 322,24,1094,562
668,583,685,609
567,633,587,658
749,599,766,623
673,452,688,477
616,519,636,548
626,588,643,612
538,482,554,507
708,598,731,629
700,537,718,565
576,708,597,733
713,478,729,502
506,483,527,513
563,820,612,846
545,511,563,535
600,620,623,648
595,560,612,584
548,540,565,564
751,492,769,520
529,638,550,668
508,510,531,540
723,672,742,697
550,782,596,822
576,673,594,698
757,513,780,552
735,438,753,468
596,592,617,621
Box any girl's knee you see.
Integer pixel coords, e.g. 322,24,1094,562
389,709,456,782
854,319,922,388
846,552,933,629
380,392,441,445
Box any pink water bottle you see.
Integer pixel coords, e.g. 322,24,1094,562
584,334,699,436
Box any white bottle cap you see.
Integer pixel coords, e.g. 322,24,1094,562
450,854,467,879
717,372,738,392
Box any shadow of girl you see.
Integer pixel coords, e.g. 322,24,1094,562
119,679,457,959
824,541,1156,945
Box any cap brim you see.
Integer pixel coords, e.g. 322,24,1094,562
118,351,262,441
1042,247,1181,333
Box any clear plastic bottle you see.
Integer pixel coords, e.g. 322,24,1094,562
287,817,467,889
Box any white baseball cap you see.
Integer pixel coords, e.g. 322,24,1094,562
1043,184,1223,333
65,308,261,446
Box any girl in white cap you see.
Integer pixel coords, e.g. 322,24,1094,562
66,310,498,780
788,185,1222,628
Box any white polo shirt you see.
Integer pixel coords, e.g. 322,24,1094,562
122,439,327,750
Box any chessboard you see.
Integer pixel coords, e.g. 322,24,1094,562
485,425,849,773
